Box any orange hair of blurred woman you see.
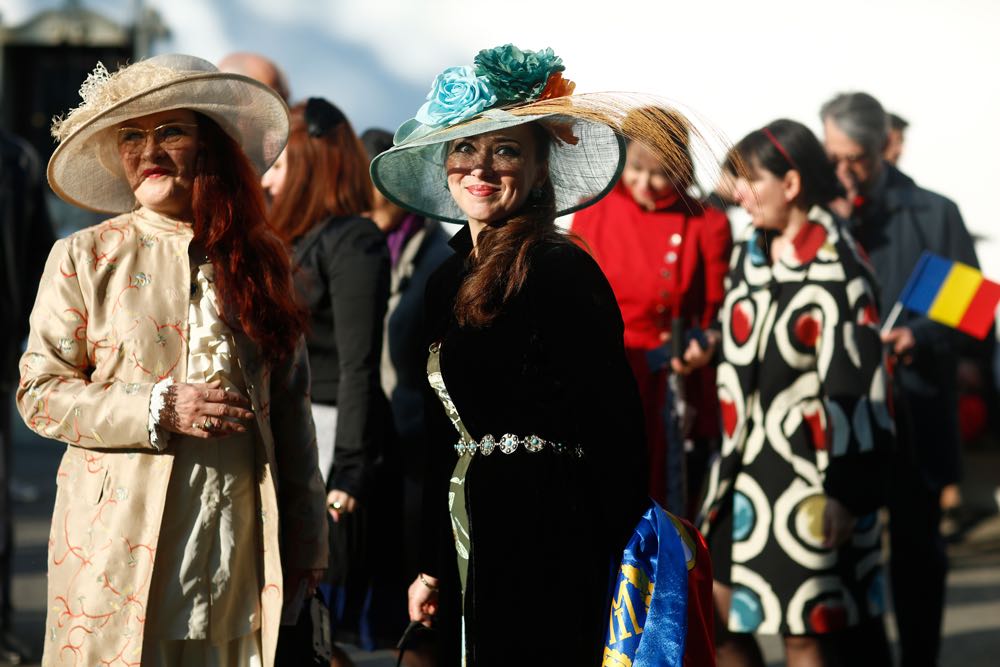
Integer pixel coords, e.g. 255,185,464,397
268,102,374,243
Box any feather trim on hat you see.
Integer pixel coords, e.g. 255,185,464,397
51,60,179,142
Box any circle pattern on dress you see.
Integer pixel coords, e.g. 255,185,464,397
733,491,754,542
732,474,771,564
730,564,783,634
730,585,765,633
786,575,858,634
773,479,835,571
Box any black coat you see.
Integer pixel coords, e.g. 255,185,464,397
849,164,979,488
292,215,391,498
0,129,54,625
382,220,453,579
420,226,648,666
385,220,454,443
1,130,54,388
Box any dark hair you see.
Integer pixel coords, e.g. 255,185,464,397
268,99,373,243
622,106,695,190
887,112,909,132
360,128,394,161
191,114,307,363
453,122,564,328
735,119,843,208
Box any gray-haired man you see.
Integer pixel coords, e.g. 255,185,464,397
821,92,978,666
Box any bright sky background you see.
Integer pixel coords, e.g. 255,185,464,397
5,0,999,264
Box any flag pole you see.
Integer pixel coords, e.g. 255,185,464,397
881,302,903,336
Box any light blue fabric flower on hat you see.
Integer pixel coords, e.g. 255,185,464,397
415,66,497,128
473,44,564,104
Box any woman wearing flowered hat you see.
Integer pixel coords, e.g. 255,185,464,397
373,45,715,666
18,55,327,665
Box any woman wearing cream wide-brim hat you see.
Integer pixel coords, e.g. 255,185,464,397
18,54,327,666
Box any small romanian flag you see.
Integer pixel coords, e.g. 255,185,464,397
899,252,1000,339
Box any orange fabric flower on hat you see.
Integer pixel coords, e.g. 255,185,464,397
539,72,576,101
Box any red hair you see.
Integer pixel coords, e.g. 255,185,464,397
268,102,373,243
191,115,307,363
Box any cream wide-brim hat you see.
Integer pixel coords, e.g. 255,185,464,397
48,53,289,214
371,107,626,224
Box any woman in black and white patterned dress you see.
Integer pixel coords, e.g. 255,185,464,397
700,119,893,666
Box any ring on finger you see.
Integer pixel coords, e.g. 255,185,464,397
202,417,214,431
329,500,343,511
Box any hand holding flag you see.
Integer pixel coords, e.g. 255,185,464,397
882,252,1000,340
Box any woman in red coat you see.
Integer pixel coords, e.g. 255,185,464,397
572,107,732,515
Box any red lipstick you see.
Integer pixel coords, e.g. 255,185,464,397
466,185,498,197
143,167,169,178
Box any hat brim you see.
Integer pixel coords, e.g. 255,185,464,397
370,111,625,224
48,72,289,214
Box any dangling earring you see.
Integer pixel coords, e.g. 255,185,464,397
530,187,544,201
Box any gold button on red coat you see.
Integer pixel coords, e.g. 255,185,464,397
570,181,732,352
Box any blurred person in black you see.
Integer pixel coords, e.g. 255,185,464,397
262,99,397,666
0,128,55,663
360,128,453,583
360,128,452,666
821,92,978,667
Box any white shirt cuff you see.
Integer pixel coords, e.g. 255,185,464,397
148,377,174,450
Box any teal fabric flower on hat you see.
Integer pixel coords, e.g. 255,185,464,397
415,65,497,128
473,44,565,104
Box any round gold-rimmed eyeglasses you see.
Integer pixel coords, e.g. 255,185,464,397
116,122,198,154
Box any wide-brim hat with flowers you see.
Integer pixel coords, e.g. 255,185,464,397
48,53,289,213
371,45,638,223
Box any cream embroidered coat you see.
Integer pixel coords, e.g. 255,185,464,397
16,208,328,666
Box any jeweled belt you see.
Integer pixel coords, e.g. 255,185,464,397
454,433,583,458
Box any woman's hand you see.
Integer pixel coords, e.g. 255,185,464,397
881,326,916,365
287,568,325,596
160,380,254,438
671,330,720,376
327,489,358,523
283,569,324,623
822,496,857,549
408,573,439,628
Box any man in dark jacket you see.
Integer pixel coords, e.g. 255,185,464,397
822,92,979,667
0,128,55,662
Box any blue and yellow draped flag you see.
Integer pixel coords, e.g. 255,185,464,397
603,503,710,667
897,252,1000,339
